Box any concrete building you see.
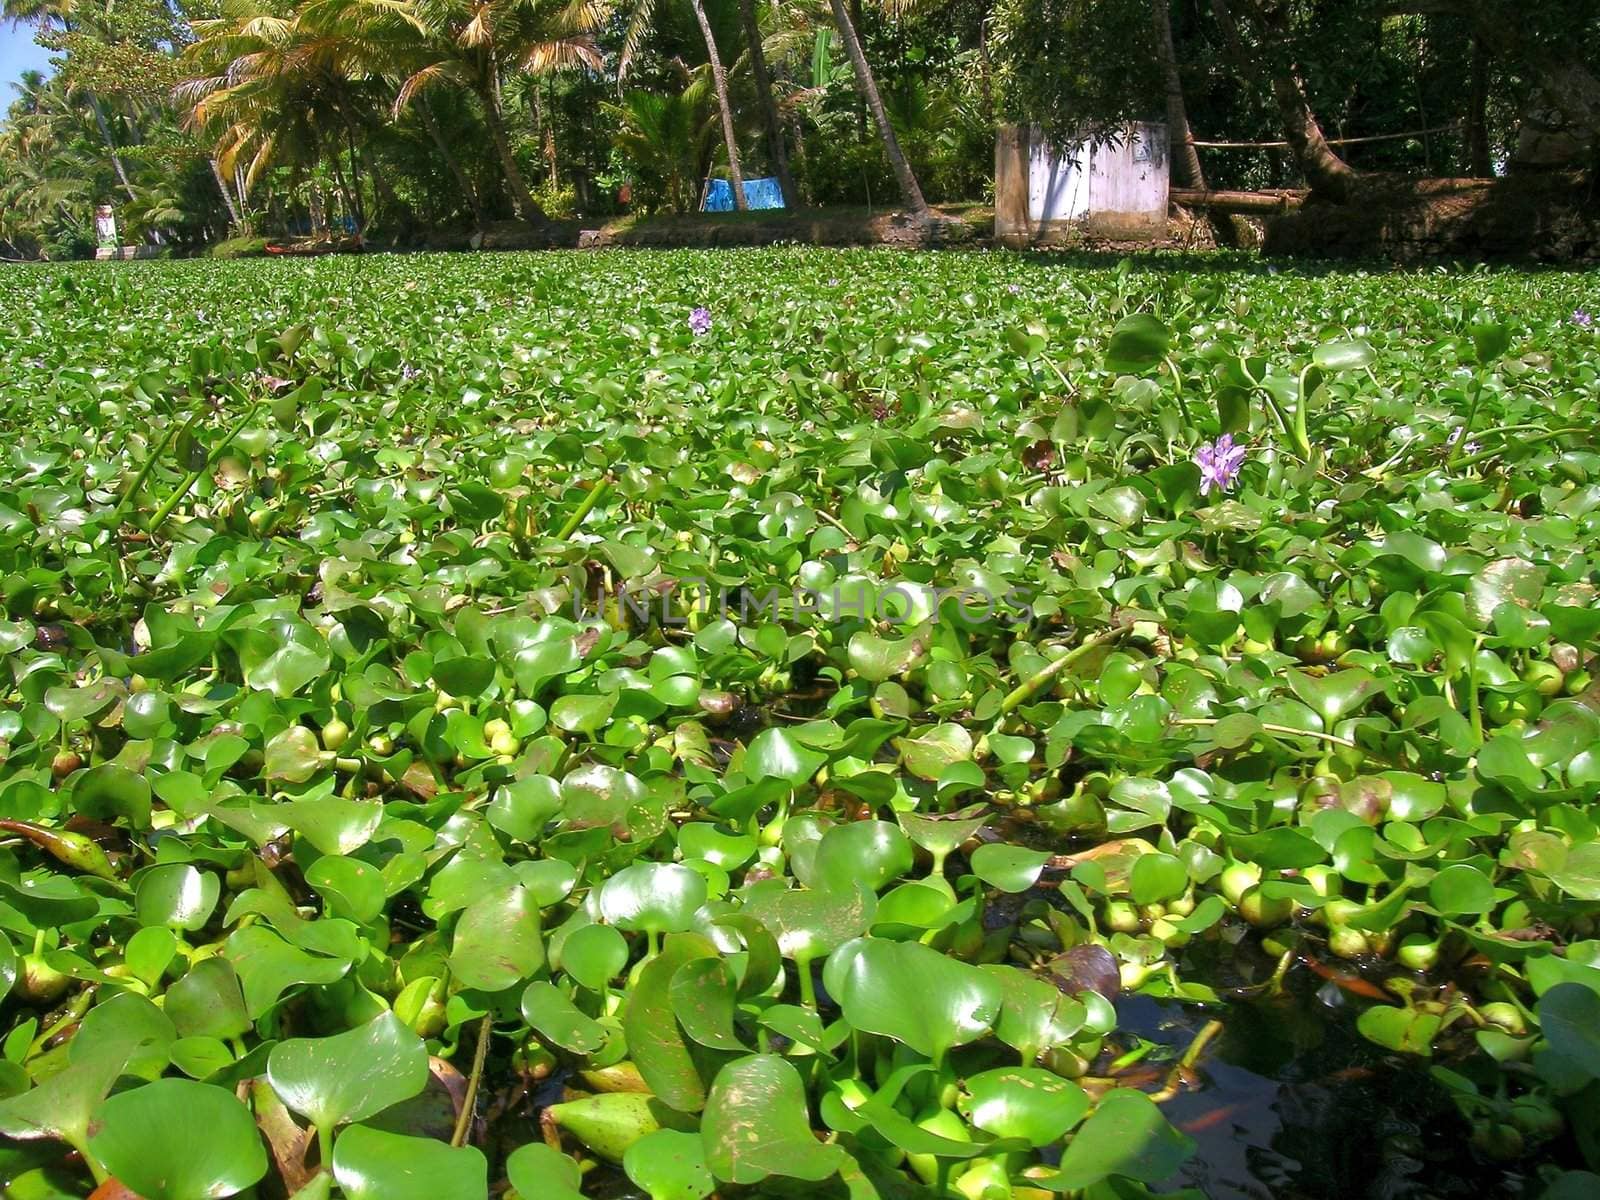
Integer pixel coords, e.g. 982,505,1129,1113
995,123,1170,247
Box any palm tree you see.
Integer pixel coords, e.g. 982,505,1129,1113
3,0,138,200
825,0,928,217
388,0,602,224
735,0,794,207
605,64,717,212
613,0,748,211
689,0,747,208
179,4,382,227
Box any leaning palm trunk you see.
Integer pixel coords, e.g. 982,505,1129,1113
88,93,137,203
691,0,748,211
479,71,546,224
736,0,796,208
208,157,246,233
418,100,485,228
1211,0,1355,201
825,0,929,218
1151,0,1204,190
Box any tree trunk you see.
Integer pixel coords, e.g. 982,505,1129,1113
208,157,245,233
1211,0,1357,201
479,69,546,224
530,80,560,187
1151,0,1205,189
692,0,749,211
1457,1,1600,158
736,0,797,208
1467,35,1491,175
88,93,137,203
827,0,930,217
419,98,485,227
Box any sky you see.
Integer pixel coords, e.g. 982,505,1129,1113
1,22,55,101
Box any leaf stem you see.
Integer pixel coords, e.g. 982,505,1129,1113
1171,717,1356,750
1291,364,1316,459
145,400,262,534
1147,1018,1225,1103
999,624,1130,715
1164,355,1192,427
109,404,203,527
1448,372,1486,468
796,955,818,1009
555,477,612,540
451,1013,492,1148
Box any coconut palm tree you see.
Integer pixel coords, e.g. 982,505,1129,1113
387,0,603,223
734,0,793,207
178,3,383,226
605,63,717,212
824,0,927,217
611,0,751,211
3,0,139,199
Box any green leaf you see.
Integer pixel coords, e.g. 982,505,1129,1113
266,1011,428,1130
826,937,1002,1063
625,1128,715,1200
166,959,251,1041
1471,320,1512,364
1129,852,1188,905
450,883,545,992
331,1124,487,1200
1046,1088,1194,1190
521,981,608,1054
701,1055,845,1185
961,1067,1090,1147
506,1144,586,1200
1312,340,1375,372
71,762,152,827
560,923,630,992
743,727,827,785
265,727,323,783
970,843,1051,893
1356,1005,1443,1056
1105,314,1170,374
623,933,719,1112
599,863,707,935
88,1079,268,1200
134,863,220,930
1427,863,1495,915
1538,984,1600,1080
809,820,913,892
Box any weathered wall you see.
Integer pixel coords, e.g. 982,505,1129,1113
995,124,1169,247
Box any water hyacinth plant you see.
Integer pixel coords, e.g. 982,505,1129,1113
1193,434,1248,495
0,250,1596,1200
689,306,712,336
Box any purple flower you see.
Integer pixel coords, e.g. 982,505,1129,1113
1007,283,1022,295
1573,309,1594,328
689,306,712,336
1194,434,1248,496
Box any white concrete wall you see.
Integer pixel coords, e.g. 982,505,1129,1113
997,124,1169,245
1086,123,1168,226
1027,140,1090,223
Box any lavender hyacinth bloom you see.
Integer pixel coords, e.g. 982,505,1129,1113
1573,309,1594,328
1195,434,1248,495
689,306,713,336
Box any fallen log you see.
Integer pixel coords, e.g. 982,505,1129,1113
1171,188,1307,213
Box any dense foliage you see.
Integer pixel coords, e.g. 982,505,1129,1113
4,0,1598,258
0,250,1598,1199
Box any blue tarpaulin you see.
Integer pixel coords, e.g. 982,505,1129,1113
701,177,786,212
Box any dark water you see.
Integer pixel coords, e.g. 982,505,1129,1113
1120,984,1533,1200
